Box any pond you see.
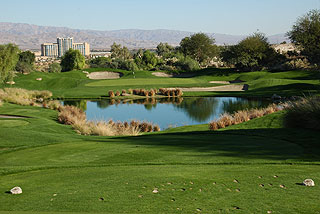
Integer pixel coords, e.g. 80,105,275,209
63,97,272,130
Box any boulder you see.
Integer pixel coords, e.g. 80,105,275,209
10,186,22,194
6,81,15,85
303,179,315,186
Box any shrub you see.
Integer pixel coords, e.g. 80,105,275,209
128,89,133,94
115,91,120,96
48,62,62,73
284,96,320,130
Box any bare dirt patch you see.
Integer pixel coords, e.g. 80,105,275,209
87,72,122,80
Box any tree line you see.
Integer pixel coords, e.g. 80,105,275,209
1,9,319,83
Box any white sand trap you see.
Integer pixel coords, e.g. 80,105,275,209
152,72,173,78
209,81,231,84
87,72,121,80
167,84,249,92
0,115,28,119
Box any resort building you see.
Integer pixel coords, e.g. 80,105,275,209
41,37,90,57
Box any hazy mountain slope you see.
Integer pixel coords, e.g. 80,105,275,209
0,22,289,50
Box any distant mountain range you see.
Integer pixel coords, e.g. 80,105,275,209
0,22,290,50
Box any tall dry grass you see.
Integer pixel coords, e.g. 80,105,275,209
57,105,160,136
0,88,53,107
209,104,282,130
284,96,320,130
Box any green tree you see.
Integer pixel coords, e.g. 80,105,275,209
60,49,86,71
48,62,62,73
179,33,218,65
221,32,278,71
15,50,35,73
18,51,35,65
142,50,158,70
287,9,320,64
110,42,132,60
156,42,174,58
0,43,19,83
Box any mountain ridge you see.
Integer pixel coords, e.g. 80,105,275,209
0,22,290,50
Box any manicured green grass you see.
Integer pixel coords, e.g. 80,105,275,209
0,103,320,213
1,68,319,98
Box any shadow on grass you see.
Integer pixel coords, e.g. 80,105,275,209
88,128,320,162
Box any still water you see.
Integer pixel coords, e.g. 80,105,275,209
64,97,271,129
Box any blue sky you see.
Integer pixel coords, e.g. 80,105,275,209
0,0,319,35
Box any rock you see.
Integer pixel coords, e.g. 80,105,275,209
6,81,15,85
152,188,159,193
10,186,22,194
279,184,286,189
259,184,264,187
303,179,315,186
36,78,42,81
233,179,239,183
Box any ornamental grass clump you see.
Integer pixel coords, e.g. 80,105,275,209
284,96,320,130
209,104,283,131
57,106,160,136
108,90,115,98
0,88,53,106
58,105,86,125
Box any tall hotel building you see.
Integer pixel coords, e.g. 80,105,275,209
41,37,90,57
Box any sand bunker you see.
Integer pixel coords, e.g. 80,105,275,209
167,84,249,92
87,72,122,80
152,72,174,78
209,81,231,84
0,115,29,119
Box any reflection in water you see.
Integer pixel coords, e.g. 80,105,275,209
63,97,272,129
222,98,270,113
173,98,219,122
64,100,87,111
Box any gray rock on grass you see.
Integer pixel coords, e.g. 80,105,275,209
303,179,315,186
10,186,22,194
